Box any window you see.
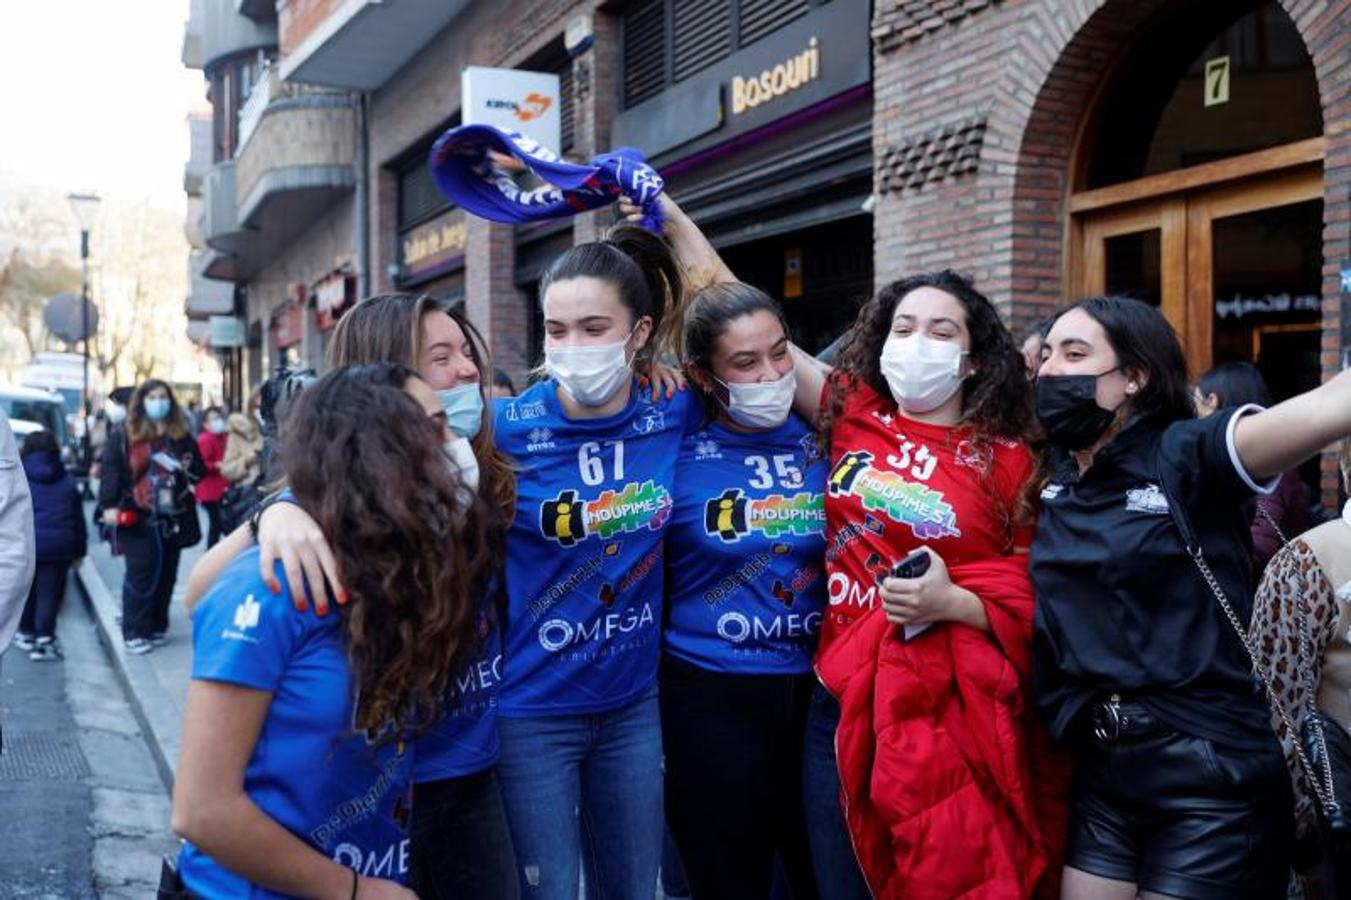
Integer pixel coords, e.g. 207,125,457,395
398,155,449,231
621,0,822,108
209,50,273,162
1084,0,1320,188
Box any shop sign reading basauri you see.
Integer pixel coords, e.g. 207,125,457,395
611,0,870,161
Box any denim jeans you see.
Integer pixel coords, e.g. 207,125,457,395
496,687,664,900
410,767,520,900
801,683,872,900
660,655,817,900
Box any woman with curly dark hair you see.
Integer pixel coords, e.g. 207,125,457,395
170,363,494,898
182,293,520,900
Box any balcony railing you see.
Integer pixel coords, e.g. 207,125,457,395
236,63,344,155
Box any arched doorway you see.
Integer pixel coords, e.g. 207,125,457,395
1067,0,1324,410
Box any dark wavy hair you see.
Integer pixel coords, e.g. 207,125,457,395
540,223,684,368
279,364,493,738
821,271,1034,547
821,270,1034,447
327,292,516,522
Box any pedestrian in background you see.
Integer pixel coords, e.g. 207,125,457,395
1194,361,1308,571
14,429,85,661
194,406,230,548
0,409,35,755
217,410,264,535
97,379,204,655
0,409,35,654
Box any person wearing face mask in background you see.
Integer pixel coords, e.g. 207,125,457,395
194,406,231,549
97,379,205,654
660,282,825,899
1029,296,1351,900
182,293,520,900
89,385,134,481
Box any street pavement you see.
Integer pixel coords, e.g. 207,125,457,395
0,576,179,898
79,501,204,783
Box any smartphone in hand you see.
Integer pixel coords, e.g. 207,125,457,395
889,548,931,581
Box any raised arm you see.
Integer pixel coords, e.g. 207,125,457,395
620,195,736,293
172,681,413,899
790,343,833,427
1234,368,1351,482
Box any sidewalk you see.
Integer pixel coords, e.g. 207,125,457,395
75,502,207,791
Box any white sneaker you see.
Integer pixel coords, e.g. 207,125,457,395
29,639,62,662
13,633,36,652
125,638,154,655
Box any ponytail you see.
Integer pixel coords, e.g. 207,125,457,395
540,224,685,368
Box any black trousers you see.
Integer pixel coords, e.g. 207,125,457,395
659,654,818,900
202,501,224,549
20,560,71,640
409,767,520,900
120,524,182,640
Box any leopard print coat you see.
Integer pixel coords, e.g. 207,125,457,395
1250,538,1338,833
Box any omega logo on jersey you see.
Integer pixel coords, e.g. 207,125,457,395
332,839,411,879
827,450,961,540
539,481,673,546
715,610,822,645
537,602,656,652
703,488,825,542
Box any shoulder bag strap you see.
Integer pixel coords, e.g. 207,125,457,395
1154,465,1343,819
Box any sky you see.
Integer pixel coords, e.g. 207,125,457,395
0,1,204,211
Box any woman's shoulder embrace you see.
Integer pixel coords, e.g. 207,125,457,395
195,547,318,638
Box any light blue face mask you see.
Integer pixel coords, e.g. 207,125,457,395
436,383,484,439
144,398,171,422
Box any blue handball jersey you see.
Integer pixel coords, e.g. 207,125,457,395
178,548,415,898
494,378,698,716
413,606,502,782
664,415,827,674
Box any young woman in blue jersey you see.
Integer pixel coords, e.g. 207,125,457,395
182,294,519,900
662,281,825,899
489,223,698,900
171,363,494,899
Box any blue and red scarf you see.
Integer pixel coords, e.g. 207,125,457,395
429,124,665,232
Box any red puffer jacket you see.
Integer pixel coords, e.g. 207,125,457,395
817,556,1071,900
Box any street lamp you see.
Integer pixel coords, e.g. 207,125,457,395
67,192,100,493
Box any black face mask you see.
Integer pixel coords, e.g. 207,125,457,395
1036,371,1121,450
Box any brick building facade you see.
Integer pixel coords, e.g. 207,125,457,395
186,0,1351,498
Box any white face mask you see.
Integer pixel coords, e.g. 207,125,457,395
206,418,227,434
717,370,796,430
443,437,480,495
879,333,966,413
546,333,635,407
